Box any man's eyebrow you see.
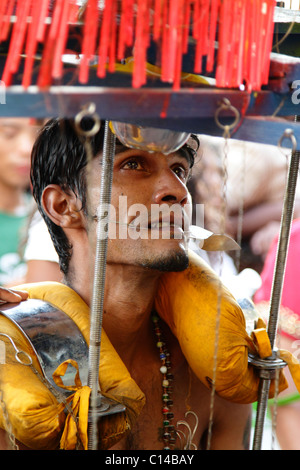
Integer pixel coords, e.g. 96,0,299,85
176,145,194,168
113,140,194,169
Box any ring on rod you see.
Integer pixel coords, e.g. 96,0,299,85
278,128,297,154
214,98,240,131
74,102,101,137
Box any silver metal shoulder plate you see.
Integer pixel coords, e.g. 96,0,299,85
0,299,89,395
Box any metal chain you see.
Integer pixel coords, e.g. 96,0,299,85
0,389,19,450
207,101,240,448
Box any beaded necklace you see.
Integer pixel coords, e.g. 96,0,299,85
152,312,177,449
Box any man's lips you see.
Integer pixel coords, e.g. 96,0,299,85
147,219,184,230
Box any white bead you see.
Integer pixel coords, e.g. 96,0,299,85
160,365,167,374
162,379,169,387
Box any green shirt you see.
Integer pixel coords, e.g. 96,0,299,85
0,210,28,284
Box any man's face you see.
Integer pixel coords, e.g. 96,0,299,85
0,118,40,191
87,145,192,272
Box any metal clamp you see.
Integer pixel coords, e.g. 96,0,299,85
248,352,286,380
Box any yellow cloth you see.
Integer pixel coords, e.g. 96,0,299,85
0,282,145,450
155,251,288,404
112,57,213,86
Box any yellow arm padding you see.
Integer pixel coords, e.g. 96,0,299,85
155,250,288,404
0,282,145,450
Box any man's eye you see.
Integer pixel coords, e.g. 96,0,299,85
172,165,189,181
122,159,143,170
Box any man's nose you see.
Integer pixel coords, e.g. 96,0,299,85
152,169,189,207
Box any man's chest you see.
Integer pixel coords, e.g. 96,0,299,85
110,367,211,450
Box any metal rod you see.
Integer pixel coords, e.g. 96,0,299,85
252,377,272,450
252,132,300,450
268,147,300,348
87,121,116,450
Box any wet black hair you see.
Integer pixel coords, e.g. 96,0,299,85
30,118,199,276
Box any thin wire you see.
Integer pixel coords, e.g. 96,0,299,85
206,125,229,449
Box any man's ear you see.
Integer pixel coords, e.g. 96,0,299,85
41,184,84,228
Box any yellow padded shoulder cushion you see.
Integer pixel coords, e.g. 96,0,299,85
0,282,145,449
155,250,287,404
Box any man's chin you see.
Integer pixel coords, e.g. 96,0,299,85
140,250,189,272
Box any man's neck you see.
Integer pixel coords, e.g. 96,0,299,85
104,264,160,344
67,261,162,366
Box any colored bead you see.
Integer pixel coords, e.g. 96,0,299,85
152,311,176,450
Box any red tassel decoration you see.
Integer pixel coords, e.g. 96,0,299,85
97,0,116,78
52,0,73,79
118,0,135,59
0,0,16,43
0,0,276,92
182,1,191,55
206,0,219,73
194,0,210,74
36,0,50,42
262,0,276,84
2,0,31,86
108,0,118,73
132,0,149,88
22,0,42,88
37,0,64,88
79,0,99,84
0,1,8,43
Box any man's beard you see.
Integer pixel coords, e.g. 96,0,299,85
140,250,189,272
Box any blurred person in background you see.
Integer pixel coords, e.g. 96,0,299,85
0,117,61,286
0,118,39,286
197,135,300,274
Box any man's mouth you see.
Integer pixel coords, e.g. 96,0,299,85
148,220,180,230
